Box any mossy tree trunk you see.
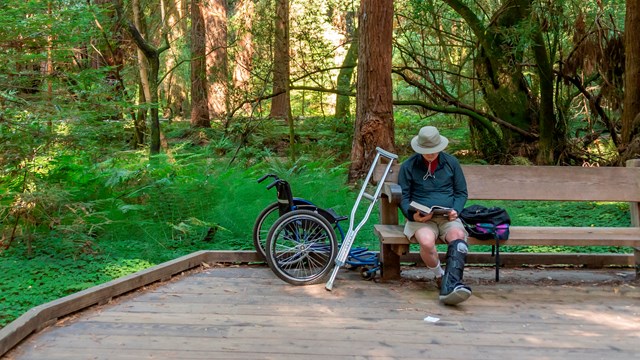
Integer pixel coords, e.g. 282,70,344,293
444,0,559,164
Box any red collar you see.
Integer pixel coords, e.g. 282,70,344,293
423,156,439,174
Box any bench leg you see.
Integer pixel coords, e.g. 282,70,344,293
494,239,500,282
380,243,401,280
635,247,639,280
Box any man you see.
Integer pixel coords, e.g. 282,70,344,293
398,126,472,305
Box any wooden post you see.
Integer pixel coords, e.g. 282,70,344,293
626,159,640,278
379,193,402,280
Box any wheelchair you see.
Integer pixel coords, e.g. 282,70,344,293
253,147,398,289
253,175,378,285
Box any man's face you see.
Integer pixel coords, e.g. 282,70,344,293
422,152,439,162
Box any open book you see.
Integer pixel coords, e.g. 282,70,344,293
409,201,453,216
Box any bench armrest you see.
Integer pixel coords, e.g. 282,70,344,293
382,183,402,204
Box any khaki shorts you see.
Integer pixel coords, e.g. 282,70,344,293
403,217,468,243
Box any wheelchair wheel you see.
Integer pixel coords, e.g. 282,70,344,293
252,200,314,261
265,209,338,285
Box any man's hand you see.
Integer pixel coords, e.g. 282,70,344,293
413,211,434,222
447,209,459,222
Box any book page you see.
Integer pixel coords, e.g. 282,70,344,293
409,201,452,215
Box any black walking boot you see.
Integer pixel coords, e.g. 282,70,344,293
439,239,472,305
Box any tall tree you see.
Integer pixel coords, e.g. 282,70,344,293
206,0,228,120
335,10,357,120
270,0,291,120
115,0,170,155
191,0,210,128
622,0,640,160
230,0,254,117
349,0,395,181
163,0,189,121
443,0,558,164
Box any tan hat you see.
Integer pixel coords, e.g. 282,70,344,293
411,126,449,154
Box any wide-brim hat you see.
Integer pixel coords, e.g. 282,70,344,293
411,126,449,154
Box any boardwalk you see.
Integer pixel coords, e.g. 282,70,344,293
5,266,640,360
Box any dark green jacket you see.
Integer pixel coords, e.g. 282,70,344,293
398,152,468,221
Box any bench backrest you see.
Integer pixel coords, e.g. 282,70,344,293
374,160,640,202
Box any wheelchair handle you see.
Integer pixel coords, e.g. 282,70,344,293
257,174,278,183
266,180,279,190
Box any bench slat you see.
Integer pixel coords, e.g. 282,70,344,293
374,164,640,202
374,224,640,247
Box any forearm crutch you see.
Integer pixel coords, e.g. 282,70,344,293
325,147,398,291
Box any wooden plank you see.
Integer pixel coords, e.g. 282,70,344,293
17,329,640,353
14,334,640,360
399,252,635,267
373,163,640,202
8,267,640,360
463,165,640,201
374,224,640,246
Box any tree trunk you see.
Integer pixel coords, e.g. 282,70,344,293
444,0,559,163
205,0,228,120
621,0,640,161
190,0,211,128
132,0,152,105
231,0,254,116
530,5,559,164
135,80,147,146
115,0,170,156
335,11,357,120
163,0,188,121
146,47,162,155
270,0,291,120
348,0,395,181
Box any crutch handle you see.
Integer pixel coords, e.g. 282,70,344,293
376,147,398,160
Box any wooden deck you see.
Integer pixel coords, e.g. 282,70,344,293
5,266,640,360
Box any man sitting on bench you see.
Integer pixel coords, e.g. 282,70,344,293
398,126,472,305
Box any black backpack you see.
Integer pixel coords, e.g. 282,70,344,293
459,204,511,240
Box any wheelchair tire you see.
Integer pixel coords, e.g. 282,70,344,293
252,200,315,261
265,209,338,286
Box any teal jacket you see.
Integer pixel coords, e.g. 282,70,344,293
398,152,468,221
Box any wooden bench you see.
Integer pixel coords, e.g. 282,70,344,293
372,159,640,281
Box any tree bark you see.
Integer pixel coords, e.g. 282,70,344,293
132,0,152,105
163,0,188,121
530,5,559,164
190,0,210,128
270,0,291,120
335,11,357,120
622,0,640,156
348,0,395,181
231,0,254,116
205,0,228,120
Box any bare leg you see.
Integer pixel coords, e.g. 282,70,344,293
444,227,467,243
414,227,439,268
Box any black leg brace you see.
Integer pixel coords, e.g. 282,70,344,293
439,239,472,305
